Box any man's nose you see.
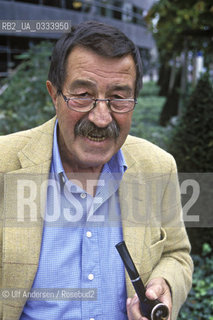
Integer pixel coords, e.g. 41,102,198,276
88,100,113,128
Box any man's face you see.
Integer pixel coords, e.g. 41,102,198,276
47,46,136,171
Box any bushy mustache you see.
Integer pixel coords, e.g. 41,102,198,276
74,118,120,139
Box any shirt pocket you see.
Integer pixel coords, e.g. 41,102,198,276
147,227,167,270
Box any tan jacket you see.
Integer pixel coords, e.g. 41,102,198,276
0,117,193,320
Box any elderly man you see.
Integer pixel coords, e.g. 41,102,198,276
0,21,192,320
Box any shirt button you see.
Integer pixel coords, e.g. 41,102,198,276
88,274,94,281
86,231,92,238
80,193,87,199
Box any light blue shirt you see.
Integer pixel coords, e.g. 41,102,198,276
20,120,128,320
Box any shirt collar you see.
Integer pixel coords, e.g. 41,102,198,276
52,119,64,176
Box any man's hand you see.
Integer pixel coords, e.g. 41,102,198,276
126,277,172,320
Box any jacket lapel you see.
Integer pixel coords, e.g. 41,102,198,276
119,144,152,298
119,146,141,297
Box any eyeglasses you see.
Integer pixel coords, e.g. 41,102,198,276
59,91,137,114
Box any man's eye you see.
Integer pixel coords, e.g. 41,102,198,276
112,95,124,100
76,92,90,97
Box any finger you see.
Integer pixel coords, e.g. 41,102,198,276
146,278,170,302
146,283,163,300
145,279,172,320
126,295,149,320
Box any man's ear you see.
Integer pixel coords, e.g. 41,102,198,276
46,80,58,107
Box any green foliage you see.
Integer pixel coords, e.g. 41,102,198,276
146,0,213,61
140,81,160,97
130,82,171,149
0,42,55,135
168,74,213,258
179,243,213,319
168,73,213,172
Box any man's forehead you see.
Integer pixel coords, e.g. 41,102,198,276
67,79,133,93
63,46,136,92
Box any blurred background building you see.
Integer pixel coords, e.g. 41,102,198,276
0,0,155,78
